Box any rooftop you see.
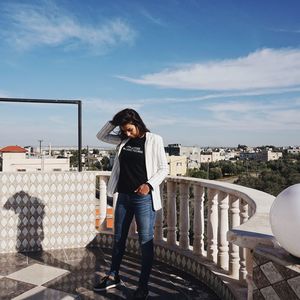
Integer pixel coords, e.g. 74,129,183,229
0,145,27,153
0,247,219,299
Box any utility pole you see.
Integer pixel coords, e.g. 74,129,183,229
207,158,210,179
38,139,43,157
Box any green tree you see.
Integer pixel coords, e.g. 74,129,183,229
186,168,207,179
209,167,222,180
101,156,111,171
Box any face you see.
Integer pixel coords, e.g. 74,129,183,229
121,123,140,138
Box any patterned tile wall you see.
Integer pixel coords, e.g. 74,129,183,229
0,172,99,253
253,248,300,300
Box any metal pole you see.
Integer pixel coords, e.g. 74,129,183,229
78,101,82,172
0,97,83,172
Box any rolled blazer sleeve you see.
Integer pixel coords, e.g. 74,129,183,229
96,121,121,145
147,136,169,188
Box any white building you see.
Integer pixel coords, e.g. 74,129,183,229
240,149,283,162
0,146,69,172
256,150,283,162
165,144,201,168
287,147,300,155
167,155,187,176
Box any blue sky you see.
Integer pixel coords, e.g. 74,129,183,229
1,0,300,148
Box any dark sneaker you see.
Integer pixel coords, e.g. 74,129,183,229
93,274,120,292
132,285,149,299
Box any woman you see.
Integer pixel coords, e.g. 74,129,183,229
94,108,168,299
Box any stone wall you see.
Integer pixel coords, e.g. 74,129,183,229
0,172,99,253
253,245,300,300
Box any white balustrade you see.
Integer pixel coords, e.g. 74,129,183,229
167,180,177,246
239,199,249,282
217,191,229,270
207,188,218,263
246,249,254,300
129,216,137,236
95,172,275,299
179,182,190,250
98,176,108,230
193,185,205,256
154,184,164,241
229,195,240,278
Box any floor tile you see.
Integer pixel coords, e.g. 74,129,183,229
0,252,28,276
27,249,70,269
0,247,220,299
0,277,36,300
7,263,69,285
12,286,79,300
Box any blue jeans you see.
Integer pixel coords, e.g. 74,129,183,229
109,193,156,286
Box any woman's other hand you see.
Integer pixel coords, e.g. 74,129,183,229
135,184,150,196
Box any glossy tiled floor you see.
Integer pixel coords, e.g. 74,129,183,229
0,247,219,299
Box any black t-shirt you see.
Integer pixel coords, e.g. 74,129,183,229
117,136,148,193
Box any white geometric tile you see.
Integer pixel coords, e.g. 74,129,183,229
260,262,283,284
13,286,78,300
288,276,300,298
260,286,280,300
7,263,69,286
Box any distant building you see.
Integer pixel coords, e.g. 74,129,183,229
287,147,300,155
240,149,282,162
239,151,257,161
167,155,187,176
165,144,201,168
165,144,232,167
256,150,283,162
0,145,69,172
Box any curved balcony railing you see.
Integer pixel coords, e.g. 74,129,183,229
95,173,276,300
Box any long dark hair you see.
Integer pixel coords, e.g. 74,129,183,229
111,108,150,139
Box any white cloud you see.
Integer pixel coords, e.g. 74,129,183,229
1,2,136,53
85,98,143,114
203,99,300,113
118,48,300,91
140,8,166,27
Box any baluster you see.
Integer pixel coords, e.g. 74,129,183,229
229,195,240,278
99,176,107,230
246,248,254,300
179,182,190,250
207,188,218,263
193,184,205,256
167,180,177,246
154,183,164,241
110,193,118,232
128,217,137,237
239,199,249,282
217,191,229,270
248,204,255,218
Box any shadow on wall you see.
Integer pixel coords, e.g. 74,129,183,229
3,191,45,252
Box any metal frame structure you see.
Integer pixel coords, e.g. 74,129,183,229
0,98,82,171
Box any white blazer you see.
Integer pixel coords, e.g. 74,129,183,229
96,122,168,211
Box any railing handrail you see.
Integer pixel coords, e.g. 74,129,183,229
167,176,276,249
